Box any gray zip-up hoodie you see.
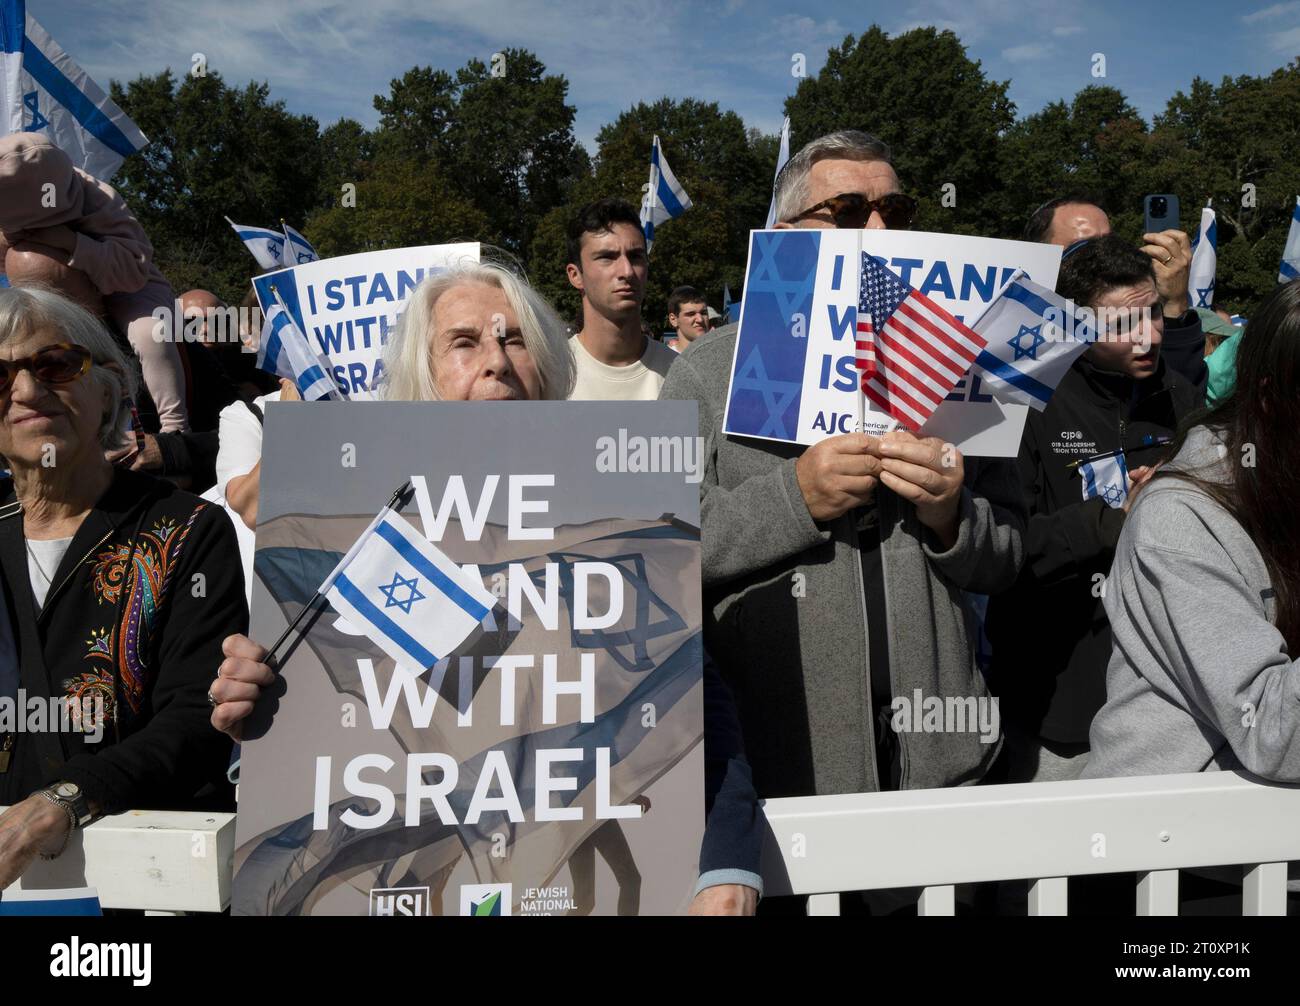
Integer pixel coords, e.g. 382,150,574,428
1084,425,1300,781
661,326,1026,798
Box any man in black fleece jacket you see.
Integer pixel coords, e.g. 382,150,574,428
986,235,1201,781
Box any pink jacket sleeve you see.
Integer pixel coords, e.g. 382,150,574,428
66,168,154,295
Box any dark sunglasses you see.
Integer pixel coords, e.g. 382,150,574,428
0,343,93,395
793,191,918,230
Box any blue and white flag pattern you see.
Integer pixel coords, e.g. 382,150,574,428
639,135,691,252
1080,452,1129,509
970,270,1097,411
1280,196,1300,285
764,115,791,229
281,222,319,266
1188,206,1216,308
0,0,148,180
258,303,338,401
319,508,497,675
225,217,285,272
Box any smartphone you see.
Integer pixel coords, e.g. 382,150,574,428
1144,194,1179,235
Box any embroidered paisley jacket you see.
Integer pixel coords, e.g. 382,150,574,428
0,469,246,811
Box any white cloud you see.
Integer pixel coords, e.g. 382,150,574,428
1242,1,1300,23
1002,42,1053,62
1266,23,1300,48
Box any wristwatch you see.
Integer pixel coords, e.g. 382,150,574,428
36,781,96,861
43,781,95,827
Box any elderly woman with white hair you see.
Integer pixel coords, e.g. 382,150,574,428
0,286,246,889
211,258,575,726
219,259,574,531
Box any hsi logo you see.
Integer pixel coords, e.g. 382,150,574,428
369,886,430,916
459,884,512,917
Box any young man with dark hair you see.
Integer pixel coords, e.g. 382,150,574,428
666,285,709,352
986,234,1201,782
564,198,676,400
1026,195,1208,391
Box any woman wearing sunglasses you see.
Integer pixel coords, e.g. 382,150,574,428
0,286,245,889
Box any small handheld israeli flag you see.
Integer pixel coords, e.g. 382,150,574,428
281,222,319,266
1,0,148,180
764,115,791,229
258,302,339,401
1188,205,1216,308
970,270,1096,411
1280,196,1300,285
1079,452,1129,509
225,217,285,272
639,135,691,253
319,507,497,675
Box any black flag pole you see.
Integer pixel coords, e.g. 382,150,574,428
264,480,416,670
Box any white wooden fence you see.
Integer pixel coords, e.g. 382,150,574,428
3,809,236,914
4,771,1297,915
759,771,1300,915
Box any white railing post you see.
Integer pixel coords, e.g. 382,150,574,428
1242,862,1288,916
917,885,955,915
1135,870,1179,915
806,893,841,916
1028,877,1068,915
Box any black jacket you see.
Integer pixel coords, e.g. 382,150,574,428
986,353,1201,743
0,469,245,811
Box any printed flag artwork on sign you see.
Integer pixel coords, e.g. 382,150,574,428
855,253,988,430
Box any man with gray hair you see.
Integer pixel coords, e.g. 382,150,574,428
661,131,1025,910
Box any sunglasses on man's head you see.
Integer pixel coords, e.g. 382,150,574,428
793,191,918,230
0,343,93,395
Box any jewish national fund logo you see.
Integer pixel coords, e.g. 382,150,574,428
460,884,512,917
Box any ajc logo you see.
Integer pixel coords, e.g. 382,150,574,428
459,884,512,917
368,886,430,916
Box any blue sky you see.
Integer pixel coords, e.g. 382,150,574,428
32,0,1300,150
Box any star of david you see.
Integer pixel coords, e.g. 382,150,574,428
1101,483,1125,507
23,92,49,132
378,571,425,614
1194,281,1215,308
1008,323,1046,361
732,347,801,439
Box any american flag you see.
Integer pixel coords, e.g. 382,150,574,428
856,254,988,430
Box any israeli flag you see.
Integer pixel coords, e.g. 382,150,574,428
1188,205,1216,308
1079,453,1129,509
639,135,691,253
1,1,148,181
319,507,497,675
281,222,319,266
257,303,339,402
970,270,1096,411
764,115,791,229
225,217,284,272
1280,196,1300,285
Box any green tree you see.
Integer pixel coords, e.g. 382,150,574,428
995,86,1150,240
110,69,324,302
1151,61,1300,313
785,26,1015,236
528,97,774,327
371,50,586,254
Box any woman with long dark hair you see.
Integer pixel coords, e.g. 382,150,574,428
1084,279,1300,780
